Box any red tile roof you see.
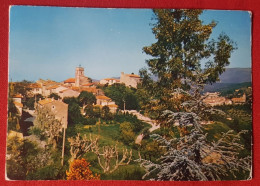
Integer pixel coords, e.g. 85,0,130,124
128,74,140,78
38,98,54,105
64,78,75,83
13,94,23,98
82,83,94,86
96,95,110,100
71,86,80,91
108,104,118,108
81,88,98,93
104,78,117,81
30,83,42,88
47,85,60,90
13,102,23,107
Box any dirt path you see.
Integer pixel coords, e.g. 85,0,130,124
125,110,160,145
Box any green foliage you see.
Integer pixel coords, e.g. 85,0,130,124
92,105,102,118
24,94,44,110
28,127,46,140
203,122,231,142
32,106,63,147
119,122,135,145
26,165,60,180
140,140,163,162
63,97,79,105
8,98,20,132
6,136,26,180
114,113,148,134
84,104,95,118
48,93,61,100
63,97,85,125
8,98,21,131
214,82,252,96
8,98,18,115
101,164,145,180
6,138,40,180
102,83,140,110
78,91,96,107
101,105,113,120
85,118,97,125
140,9,236,116
11,80,33,96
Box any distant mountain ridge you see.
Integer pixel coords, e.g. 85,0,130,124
217,68,251,83
204,68,251,92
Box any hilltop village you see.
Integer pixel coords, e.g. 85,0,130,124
7,66,251,181
11,66,141,116
10,66,248,120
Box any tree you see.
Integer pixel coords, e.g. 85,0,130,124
25,94,44,110
84,104,96,118
6,136,52,180
119,121,135,145
68,133,98,163
136,10,251,180
8,98,20,131
102,84,140,110
95,145,132,174
11,80,33,96
66,158,100,180
68,133,132,174
64,97,84,125
78,91,96,108
140,9,236,114
137,75,251,180
101,105,112,120
48,93,61,100
138,129,250,180
32,105,63,148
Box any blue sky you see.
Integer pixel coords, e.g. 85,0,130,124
9,6,251,82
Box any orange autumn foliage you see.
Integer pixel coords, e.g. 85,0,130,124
66,158,100,180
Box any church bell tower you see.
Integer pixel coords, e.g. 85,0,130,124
75,65,84,87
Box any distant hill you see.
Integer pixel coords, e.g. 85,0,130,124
217,68,251,83
204,82,252,93
204,68,251,92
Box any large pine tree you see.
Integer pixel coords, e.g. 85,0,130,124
140,9,236,113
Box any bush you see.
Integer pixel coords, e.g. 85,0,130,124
85,118,97,125
66,158,100,180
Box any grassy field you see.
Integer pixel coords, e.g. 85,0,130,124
66,122,147,180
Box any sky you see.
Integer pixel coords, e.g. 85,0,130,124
9,6,251,82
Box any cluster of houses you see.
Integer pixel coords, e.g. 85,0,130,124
11,66,248,128
202,92,247,106
12,66,141,118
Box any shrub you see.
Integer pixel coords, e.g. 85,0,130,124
66,158,100,180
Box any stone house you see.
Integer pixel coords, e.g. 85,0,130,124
81,87,103,96
232,93,246,104
29,83,43,95
81,83,95,88
38,98,68,128
96,95,118,113
120,72,141,88
58,88,80,99
107,104,118,113
12,94,23,115
100,78,119,85
202,92,232,107
36,79,59,97
47,85,67,95
63,78,75,87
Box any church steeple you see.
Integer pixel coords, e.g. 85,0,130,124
75,66,85,87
